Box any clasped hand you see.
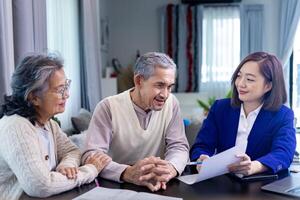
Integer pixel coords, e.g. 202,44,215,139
122,156,177,192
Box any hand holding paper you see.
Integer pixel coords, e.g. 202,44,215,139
178,143,247,185
228,154,268,176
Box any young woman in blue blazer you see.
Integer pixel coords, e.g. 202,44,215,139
190,52,296,176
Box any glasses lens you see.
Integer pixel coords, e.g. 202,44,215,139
61,79,71,98
66,79,71,88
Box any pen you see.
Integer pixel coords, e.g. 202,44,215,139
187,161,203,165
95,178,100,187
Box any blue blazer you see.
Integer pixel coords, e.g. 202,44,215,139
190,98,296,173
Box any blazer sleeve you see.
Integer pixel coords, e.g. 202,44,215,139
256,108,296,173
190,100,220,161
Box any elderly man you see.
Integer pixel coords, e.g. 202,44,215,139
83,52,189,191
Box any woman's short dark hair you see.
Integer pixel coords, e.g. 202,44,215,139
231,51,287,111
0,53,64,123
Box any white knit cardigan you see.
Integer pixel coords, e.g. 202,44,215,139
0,114,98,200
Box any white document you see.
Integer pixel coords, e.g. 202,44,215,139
178,144,247,185
73,187,182,200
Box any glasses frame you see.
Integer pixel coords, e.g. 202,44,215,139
55,79,71,98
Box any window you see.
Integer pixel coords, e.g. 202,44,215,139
201,6,240,99
163,5,240,94
292,23,300,128
46,0,81,130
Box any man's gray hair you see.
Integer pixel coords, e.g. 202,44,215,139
134,52,176,80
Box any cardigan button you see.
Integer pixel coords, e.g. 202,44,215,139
45,155,49,160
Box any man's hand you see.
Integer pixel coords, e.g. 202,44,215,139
227,154,267,176
85,152,112,173
121,156,167,191
57,167,78,179
150,160,177,190
146,160,177,184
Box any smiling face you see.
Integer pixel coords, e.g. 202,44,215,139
133,66,175,111
31,68,70,122
234,61,272,108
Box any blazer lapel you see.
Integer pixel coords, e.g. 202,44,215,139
246,109,273,154
227,107,240,148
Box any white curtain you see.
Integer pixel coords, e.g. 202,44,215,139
79,0,103,111
46,0,81,130
278,0,300,106
200,6,240,99
0,0,47,104
12,0,47,64
0,0,14,104
240,4,264,60
278,0,300,67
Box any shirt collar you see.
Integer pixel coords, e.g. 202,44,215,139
240,103,263,118
129,87,153,116
131,100,153,116
35,121,51,132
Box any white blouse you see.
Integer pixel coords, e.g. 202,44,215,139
37,125,56,170
235,104,263,147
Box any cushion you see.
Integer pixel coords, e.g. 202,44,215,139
185,121,202,147
69,131,87,152
71,108,92,133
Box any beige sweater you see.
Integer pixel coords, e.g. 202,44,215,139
108,89,173,164
0,115,98,200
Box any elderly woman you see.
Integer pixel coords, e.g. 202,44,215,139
0,54,111,200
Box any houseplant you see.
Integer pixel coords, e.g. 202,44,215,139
197,90,232,116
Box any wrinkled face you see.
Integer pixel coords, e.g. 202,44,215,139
137,67,175,111
235,61,272,107
32,68,70,120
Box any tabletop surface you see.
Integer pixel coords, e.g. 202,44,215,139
20,172,297,200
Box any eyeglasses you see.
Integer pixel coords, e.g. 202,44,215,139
55,79,71,98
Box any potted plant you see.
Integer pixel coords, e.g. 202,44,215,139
197,90,232,116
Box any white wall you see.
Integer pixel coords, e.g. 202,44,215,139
104,0,281,119
100,0,109,72
107,0,180,68
242,0,280,55
106,0,280,67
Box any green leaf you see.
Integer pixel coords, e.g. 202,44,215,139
226,90,232,98
197,89,231,113
208,97,216,106
197,99,210,111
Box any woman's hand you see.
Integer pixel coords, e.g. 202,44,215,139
85,152,112,173
227,154,267,176
57,167,78,179
196,154,210,172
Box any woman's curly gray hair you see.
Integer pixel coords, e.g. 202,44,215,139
0,53,64,124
